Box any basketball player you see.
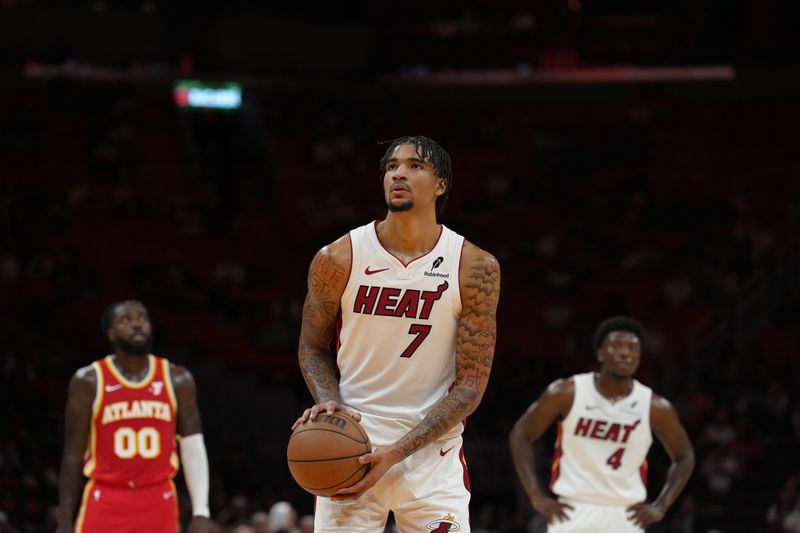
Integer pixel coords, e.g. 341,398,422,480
509,316,695,532
57,300,211,533
292,135,501,532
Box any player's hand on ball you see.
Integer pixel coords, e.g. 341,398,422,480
331,445,403,501
291,400,362,430
531,494,573,524
626,502,664,528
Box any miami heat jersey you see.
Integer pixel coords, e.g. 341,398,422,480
550,372,652,506
338,221,465,446
83,355,179,487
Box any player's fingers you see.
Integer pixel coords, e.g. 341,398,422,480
336,481,364,494
333,478,370,500
357,452,373,464
292,409,311,428
332,492,362,501
347,410,362,421
560,502,575,511
626,511,646,528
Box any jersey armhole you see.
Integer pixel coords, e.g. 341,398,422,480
162,358,178,414
339,230,357,303
560,377,581,423
642,385,654,436
454,236,465,316
90,361,105,418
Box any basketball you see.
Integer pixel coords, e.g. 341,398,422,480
287,411,371,497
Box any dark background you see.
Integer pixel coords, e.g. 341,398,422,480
1,1,799,532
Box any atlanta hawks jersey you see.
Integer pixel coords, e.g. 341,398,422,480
550,372,653,506
338,221,465,446
83,355,179,487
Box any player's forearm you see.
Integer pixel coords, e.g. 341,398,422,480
57,455,85,528
298,349,341,404
653,451,695,512
509,424,546,502
393,385,478,459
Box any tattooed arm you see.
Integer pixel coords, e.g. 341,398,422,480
292,235,357,428
395,241,500,455
335,241,500,500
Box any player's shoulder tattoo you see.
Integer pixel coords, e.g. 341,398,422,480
459,241,500,316
301,235,351,351
308,235,351,304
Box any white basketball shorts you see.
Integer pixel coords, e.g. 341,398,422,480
547,499,643,533
314,435,470,533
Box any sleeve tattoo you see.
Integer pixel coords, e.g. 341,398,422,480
395,251,500,457
298,250,347,404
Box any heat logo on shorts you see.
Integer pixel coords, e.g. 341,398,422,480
426,513,460,531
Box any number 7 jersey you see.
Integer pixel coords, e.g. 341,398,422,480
338,221,465,446
83,355,179,487
550,372,653,506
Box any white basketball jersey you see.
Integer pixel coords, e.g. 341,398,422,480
550,372,653,506
337,221,465,446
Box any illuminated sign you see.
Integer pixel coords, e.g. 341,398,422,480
174,80,242,110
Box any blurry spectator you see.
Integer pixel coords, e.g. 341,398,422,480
249,511,271,533
702,408,736,448
298,514,313,533
699,448,739,497
268,501,299,533
767,475,800,532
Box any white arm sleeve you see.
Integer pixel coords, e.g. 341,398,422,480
179,433,210,518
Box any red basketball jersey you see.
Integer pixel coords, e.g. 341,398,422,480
83,355,179,487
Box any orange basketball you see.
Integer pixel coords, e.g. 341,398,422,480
287,410,371,497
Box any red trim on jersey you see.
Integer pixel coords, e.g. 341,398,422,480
639,458,648,486
459,446,471,493
549,423,564,490
371,220,444,268
161,359,178,416
333,233,351,370
457,240,465,310
335,309,343,375
84,362,105,477
345,231,354,288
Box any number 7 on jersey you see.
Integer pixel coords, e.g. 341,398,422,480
400,324,431,358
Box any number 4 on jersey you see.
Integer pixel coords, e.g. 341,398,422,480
606,447,625,470
401,324,431,357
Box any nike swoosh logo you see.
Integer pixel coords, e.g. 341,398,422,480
365,267,389,275
105,384,123,392
440,446,455,457
163,491,173,500
585,405,600,410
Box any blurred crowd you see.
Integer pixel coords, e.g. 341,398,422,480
1,73,799,533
